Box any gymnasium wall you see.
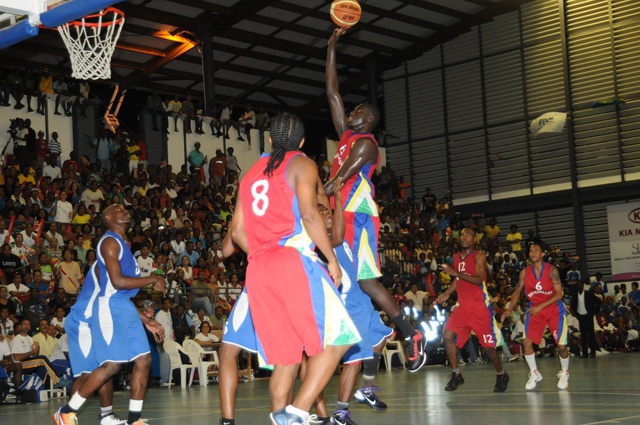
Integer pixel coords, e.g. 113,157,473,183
381,0,640,279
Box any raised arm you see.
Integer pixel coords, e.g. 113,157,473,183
326,28,348,136
101,237,165,292
324,137,378,197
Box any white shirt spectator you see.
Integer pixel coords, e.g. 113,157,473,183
80,188,104,212
194,332,219,351
43,164,62,179
53,200,74,223
19,230,36,248
44,230,64,248
0,319,14,337
10,333,34,355
220,106,231,121
51,316,66,334
155,309,174,341
137,255,156,277
0,338,11,358
405,289,428,312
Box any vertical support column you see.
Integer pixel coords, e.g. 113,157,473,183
365,55,378,106
558,0,588,278
199,22,216,109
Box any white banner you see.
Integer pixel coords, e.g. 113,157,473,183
529,112,567,137
607,201,640,281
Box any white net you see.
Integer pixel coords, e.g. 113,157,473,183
58,8,124,80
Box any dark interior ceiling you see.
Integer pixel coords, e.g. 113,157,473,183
1,0,534,122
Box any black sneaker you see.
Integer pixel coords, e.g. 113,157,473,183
331,409,356,425
406,331,427,372
494,372,509,393
445,372,464,391
353,386,387,411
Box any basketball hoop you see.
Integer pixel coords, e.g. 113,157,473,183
57,7,124,80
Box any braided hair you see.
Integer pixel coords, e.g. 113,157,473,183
263,112,306,177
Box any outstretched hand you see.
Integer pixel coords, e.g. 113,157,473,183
333,177,344,203
329,27,348,45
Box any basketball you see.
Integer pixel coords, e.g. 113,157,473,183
330,0,362,28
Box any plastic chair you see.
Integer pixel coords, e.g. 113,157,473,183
163,339,196,389
182,339,219,386
382,339,406,371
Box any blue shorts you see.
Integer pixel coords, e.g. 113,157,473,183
92,298,150,364
66,309,98,377
343,305,393,364
223,288,258,353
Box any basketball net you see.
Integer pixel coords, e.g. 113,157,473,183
57,7,124,80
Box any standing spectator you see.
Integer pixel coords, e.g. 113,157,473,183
506,224,522,253
92,128,111,172
209,149,226,185
226,147,241,177
35,130,48,167
404,283,427,313
571,281,599,358
48,132,62,167
187,142,206,170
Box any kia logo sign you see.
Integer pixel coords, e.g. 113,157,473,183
629,208,640,223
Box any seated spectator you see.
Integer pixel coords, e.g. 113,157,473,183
32,320,56,358
50,306,66,336
194,322,219,359
0,332,23,392
209,306,227,330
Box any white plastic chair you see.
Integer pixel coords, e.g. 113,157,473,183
382,339,406,371
163,339,196,388
182,339,220,386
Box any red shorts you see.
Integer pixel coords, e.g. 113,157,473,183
445,305,503,348
245,247,360,366
524,301,568,345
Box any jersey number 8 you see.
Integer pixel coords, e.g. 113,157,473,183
251,180,269,216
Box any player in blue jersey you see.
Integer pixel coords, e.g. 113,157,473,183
54,205,166,425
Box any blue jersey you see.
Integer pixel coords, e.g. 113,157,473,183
95,230,141,301
69,262,100,320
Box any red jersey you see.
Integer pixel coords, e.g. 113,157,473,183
453,250,490,310
524,262,555,305
330,130,380,215
239,151,315,260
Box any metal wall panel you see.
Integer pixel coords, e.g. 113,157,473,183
411,137,449,198
445,61,483,132
408,70,445,139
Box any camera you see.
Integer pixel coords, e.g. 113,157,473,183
7,118,19,136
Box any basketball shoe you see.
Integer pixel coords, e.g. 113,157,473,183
353,386,387,411
270,407,308,425
525,370,543,390
52,408,77,425
557,370,569,390
100,413,127,425
444,372,464,391
406,331,427,372
494,371,510,393
331,410,356,425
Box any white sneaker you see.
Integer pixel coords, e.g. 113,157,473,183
525,370,543,390
557,370,569,390
599,348,610,355
100,414,127,425
508,354,520,362
458,359,466,365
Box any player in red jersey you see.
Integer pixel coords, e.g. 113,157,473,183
326,27,426,373
230,113,360,425
436,228,509,392
501,241,569,390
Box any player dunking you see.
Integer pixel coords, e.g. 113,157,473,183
54,205,166,425
436,228,509,392
230,113,360,425
326,27,426,372
501,241,569,390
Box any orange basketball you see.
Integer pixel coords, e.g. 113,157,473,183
330,0,362,28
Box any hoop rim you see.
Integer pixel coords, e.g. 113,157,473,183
62,6,124,28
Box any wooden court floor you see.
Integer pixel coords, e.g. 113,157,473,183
2,354,639,425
